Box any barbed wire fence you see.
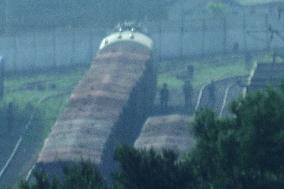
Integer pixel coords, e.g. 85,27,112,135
0,12,283,73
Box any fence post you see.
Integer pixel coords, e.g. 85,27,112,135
0,57,5,100
70,27,76,65
223,17,227,54
32,31,37,72
88,28,94,62
159,21,162,61
201,19,206,56
242,13,248,53
13,33,18,72
265,13,270,50
52,26,57,68
180,3,185,59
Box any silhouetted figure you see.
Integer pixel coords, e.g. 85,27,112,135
278,7,283,19
187,65,194,81
208,80,216,109
245,53,252,70
183,80,193,113
7,102,15,132
160,83,169,112
272,51,276,64
233,42,239,53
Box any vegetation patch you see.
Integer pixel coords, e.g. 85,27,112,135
158,55,250,90
0,66,87,187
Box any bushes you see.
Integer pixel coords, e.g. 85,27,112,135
190,87,284,189
19,162,106,189
113,146,194,189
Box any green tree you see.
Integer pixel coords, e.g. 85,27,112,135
61,161,106,189
113,145,194,189
190,86,284,189
18,171,58,189
18,162,106,189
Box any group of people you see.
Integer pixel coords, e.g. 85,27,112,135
159,80,193,113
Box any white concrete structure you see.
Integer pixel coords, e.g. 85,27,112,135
99,31,153,50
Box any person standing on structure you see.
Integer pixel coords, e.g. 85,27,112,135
183,80,193,113
160,83,169,112
7,102,15,133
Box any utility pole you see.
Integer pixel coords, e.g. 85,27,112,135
159,21,162,61
180,0,185,59
52,26,57,68
0,2,3,33
201,19,206,56
89,28,94,62
0,0,6,34
265,14,270,50
223,16,227,54
32,31,37,72
12,33,18,71
70,25,76,65
0,57,5,100
70,0,76,65
242,12,248,53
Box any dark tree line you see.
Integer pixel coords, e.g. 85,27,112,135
19,85,284,189
0,0,176,31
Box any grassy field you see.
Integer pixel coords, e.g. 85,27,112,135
157,55,252,90
4,67,87,104
0,66,88,188
2,66,88,137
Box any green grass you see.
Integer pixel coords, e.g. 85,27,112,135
4,67,87,106
38,94,69,137
157,55,250,89
0,66,87,187
3,66,88,139
158,74,184,90
192,60,248,87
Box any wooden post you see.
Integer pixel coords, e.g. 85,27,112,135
265,14,270,50
52,26,57,68
201,19,206,56
70,27,76,65
180,1,185,59
223,17,227,54
242,13,248,53
32,31,37,72
89,28,94,62
13,33,18,71
159,21,162,61
0,57,5,99
0,1,4,33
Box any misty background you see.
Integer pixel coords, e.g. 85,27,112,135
0,0,170,30
0,0,283,71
